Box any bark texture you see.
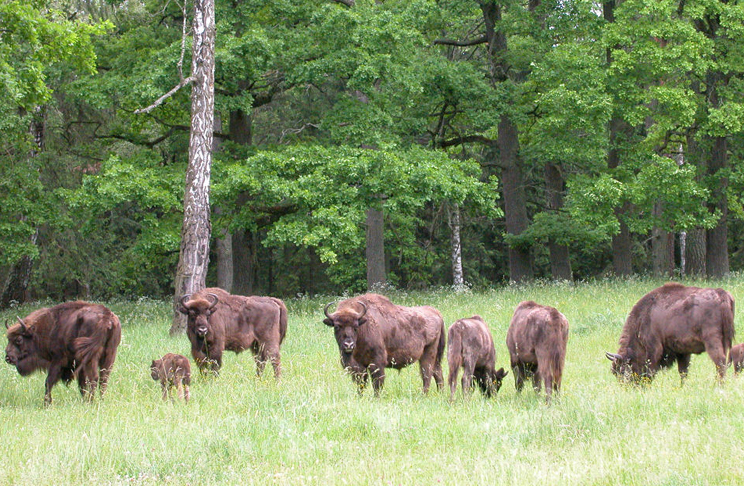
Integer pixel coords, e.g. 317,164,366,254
365,207,386,289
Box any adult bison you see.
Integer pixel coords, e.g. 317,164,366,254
4,301,121,405
177,287,287,378
323,293,445,396
506,301,569,402
606,283,735,383
447,315,507,401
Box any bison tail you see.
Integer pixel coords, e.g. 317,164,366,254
73,313,121,372
721,291,735,355
275,299,288,345
446,327,461,372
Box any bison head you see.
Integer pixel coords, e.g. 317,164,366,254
492,367,508,393
150,359,162,380
606,351,635,380
5,317,38,375
177,293,218,338
324,301,368,355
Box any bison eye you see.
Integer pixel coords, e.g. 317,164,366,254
15,337,23,345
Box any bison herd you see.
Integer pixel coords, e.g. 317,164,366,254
2,282,739,405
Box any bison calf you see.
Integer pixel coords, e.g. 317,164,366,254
151,353,191,402
506,301,569,403
447,315,507,401
729,343,744,374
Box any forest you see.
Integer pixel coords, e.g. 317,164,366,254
2,0,743,304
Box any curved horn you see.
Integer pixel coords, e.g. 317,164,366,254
605,352,623,362
206,293,219,310
324,302,335,319
16,316,28,334
179,294,191,308
4,320,8,330
356,301,367,319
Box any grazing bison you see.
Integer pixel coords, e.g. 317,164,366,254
177,287,287,378
729,344,744,374
447,315,507,401
151,353,191,402
506,301,569,402
4,301,121,405
323,293,445,396
606,283,735,383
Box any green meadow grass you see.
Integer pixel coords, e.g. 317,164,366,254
2,277,744,485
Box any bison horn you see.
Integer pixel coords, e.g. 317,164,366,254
356,301,367,319
605,352,623,362
206,293,219,310
16,316,28,334
180,294,192,308
324,302,335,319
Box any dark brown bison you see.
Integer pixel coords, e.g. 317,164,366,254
177,287,287,378
323,293,445,396
4,301,122,405
151,353,191,402
447,315,507,401
729,344,744,374
606,283,735,383
506,301,569,402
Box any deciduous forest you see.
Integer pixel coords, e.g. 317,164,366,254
2,0,743,304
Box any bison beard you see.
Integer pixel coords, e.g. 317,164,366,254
606,283,735,384
4,301,122,405
323,293,446,396
178,287,287,378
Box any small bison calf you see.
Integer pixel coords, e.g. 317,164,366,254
150,353,191,402
729,343,744,374
447,315,507,401
506,301,569,403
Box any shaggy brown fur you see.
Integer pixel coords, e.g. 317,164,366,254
4,301,121,405
177,287,288,378
606,283,735,383
151,353,191,402
506,301,569,403
729,344,744,374
323,293,445,396
447,315,507,401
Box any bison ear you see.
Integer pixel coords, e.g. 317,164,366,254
357,317,367,327
496,367,508,379
323,318,334,327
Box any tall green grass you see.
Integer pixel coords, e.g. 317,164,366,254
1,277,743,485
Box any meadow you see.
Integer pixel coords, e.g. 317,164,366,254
1,277,744,485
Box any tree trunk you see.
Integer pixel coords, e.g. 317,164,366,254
544,161,572,280
1,107,45,308
216,226,233,292
706,134,729,278
229,109,252,145
498,118,533,283
231,229,254,295
171,0,216,335
366,207,386,289
651,203,674,277
447,203,464,288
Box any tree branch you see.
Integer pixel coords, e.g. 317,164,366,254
433,35,488,47
439,135,496,149
330,0,355,6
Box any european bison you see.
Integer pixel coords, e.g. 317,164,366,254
323,293,445,396
177,287,287,378
729,344,744,374
447,315,507,401
4,301,122,405
606,283,735,383
506,301,569,402
151,353,191,402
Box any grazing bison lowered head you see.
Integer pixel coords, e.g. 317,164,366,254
606,283,735,384
178,293,219,338
324,301,367,356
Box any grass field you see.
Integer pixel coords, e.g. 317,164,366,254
2,277,744,485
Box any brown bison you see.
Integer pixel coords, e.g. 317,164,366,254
4,301,122,405
606,283,735,383
447,315,507,401
729,344,744,374
506,301,569,402
323,293,445,396
151,353,191,402
177,287,287,378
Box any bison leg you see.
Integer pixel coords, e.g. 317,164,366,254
419,341,442,394
44,364,64,405
369,362,385,397
705,342,728,383
183,383,190,403
513,362,526,393
257,342,282,380
460,358,476,397
176,379,185,402
98,350,117,398
676,354,691,384
161,382,170,401
448,362,460,402
78,362,99,401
